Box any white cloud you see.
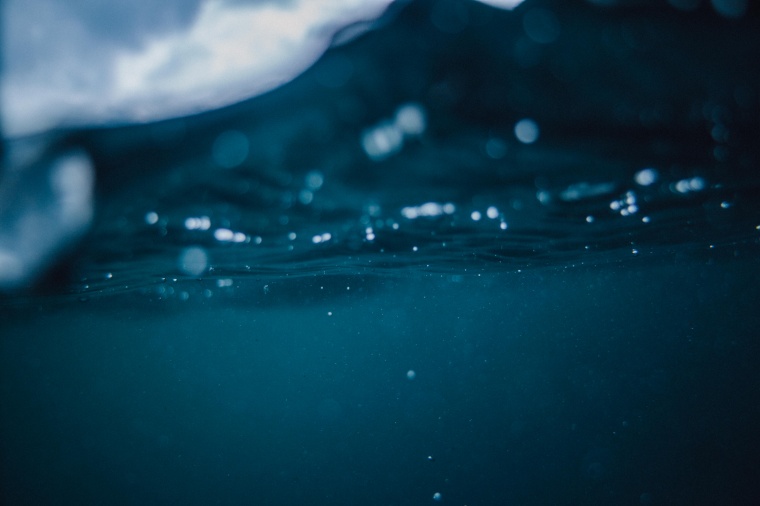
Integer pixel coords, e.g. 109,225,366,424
474,0,526,10
1,0,392,137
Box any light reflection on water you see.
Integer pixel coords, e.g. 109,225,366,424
1,0,758,297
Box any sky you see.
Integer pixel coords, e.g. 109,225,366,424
1,0,528,138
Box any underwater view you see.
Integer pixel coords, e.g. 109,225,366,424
2,0,759,504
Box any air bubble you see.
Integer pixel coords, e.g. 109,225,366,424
178,247,208,277
212,130,249,169
514,118,539,144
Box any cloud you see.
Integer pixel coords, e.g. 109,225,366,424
1,0,392,137
1,0,527,136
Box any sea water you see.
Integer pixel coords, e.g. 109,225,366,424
2,1,760,505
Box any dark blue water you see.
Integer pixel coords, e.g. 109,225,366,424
2,0,760,505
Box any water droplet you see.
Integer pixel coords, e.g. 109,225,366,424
514,118,539,144
178,247,208,277
212,130,249,169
